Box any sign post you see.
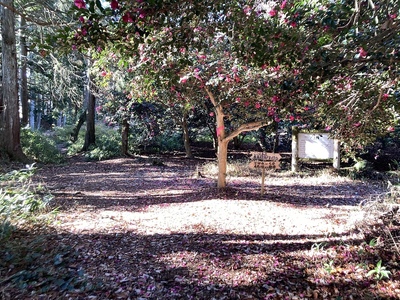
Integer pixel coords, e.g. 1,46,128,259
249,152,281,195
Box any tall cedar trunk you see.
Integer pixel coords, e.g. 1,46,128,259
181,112,193,158
82,92,95,151
121,118,129,156
0,1,28,162
19,17,28,127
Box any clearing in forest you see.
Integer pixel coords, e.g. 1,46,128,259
2,156,399,299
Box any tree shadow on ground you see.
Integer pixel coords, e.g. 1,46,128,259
2,227,397,299
36,156,384,212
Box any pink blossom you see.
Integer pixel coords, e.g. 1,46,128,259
72,44,77,50
179,47,186,53
97,46,102,52
274,116,281,122
289,115,295,121
209,112,214,117
387,126,395,132
216,126,224,137
255,102,261,109
269,10,277,17
389,14,397,19
122,12,133,23
325,126,332,131
327,100,333,105
304,106,310,111
234,75,240,83
79,16,85,23
244,101,250,107
81,27,87,36
180,77,187,83
273,65,280,72
74,0,86,9
257,89,263,95
359,47,368,58
236,97,241,102
110,0,119,10
290,21,297,27
96,106,102,113
280,0,287,10
353,122,361,127
100,71,107,77
139,10,146,18
382,93,389,100
272,95,279,103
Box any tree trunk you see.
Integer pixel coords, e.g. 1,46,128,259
0,1,29,162
272,121,279,153
217,138,229,189
70,111,86,142
19,16,29,127
82,91,95,151
121,118,129,156
181,112,193,158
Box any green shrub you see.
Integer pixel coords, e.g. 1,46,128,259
0,165,53,240
84,124,121,161
21,129,64,164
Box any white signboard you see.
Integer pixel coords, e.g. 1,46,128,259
298,133,334,159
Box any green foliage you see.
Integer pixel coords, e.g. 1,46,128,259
84,124,121,161
0,165,53,239
367,260,391,280
21,129,64,164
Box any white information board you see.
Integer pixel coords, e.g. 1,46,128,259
298,133,334,159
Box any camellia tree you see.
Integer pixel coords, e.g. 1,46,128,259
57,0,399,187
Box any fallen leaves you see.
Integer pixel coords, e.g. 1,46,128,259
1,156,399,299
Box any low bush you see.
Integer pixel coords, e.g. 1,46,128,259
21,128,64,164
0,165,53,239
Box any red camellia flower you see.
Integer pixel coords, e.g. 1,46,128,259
359,47,368,58
216,126,224,137
110,0,119,10
74,0,86,9
122,12,134,23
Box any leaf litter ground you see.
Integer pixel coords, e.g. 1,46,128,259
1,155,400,299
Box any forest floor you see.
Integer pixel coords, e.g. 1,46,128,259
1,154,400,299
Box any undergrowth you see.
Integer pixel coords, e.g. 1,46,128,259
21,129,64,164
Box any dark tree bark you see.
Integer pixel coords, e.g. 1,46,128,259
0,1,29,162
19,16,28,127
82,91,95,151
121,118,132,157
181,112,193,158
70,111,86,142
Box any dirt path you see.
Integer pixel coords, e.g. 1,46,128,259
4,156,399,299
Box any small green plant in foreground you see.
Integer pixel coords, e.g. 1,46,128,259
0,164,53,239
367,260,391,280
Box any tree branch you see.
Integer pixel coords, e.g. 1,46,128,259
225,120,271,143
